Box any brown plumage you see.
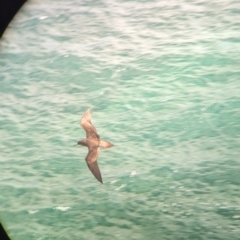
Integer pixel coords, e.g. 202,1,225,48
77,109,114,183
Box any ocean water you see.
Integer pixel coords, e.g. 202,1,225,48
1,0,240,239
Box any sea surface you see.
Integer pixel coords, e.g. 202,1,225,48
1,0,240,239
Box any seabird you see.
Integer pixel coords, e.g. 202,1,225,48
77,109,114,183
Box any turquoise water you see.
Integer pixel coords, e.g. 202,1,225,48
1,0,240,239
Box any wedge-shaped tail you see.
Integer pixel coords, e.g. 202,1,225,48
99,140,114,149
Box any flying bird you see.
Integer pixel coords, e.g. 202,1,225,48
77,109,114,183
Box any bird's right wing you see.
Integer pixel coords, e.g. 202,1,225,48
85,146,102,183
80,109,100,140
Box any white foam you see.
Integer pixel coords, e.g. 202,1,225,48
28,210,39,214
54,206,71,211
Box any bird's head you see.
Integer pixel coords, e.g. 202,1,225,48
77,139,88,147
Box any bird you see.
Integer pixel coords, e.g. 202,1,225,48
77,109,114,183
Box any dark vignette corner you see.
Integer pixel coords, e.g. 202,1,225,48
0,0,27,38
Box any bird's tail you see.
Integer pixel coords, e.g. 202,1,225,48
99,140,114,149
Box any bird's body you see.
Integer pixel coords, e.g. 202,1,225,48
77,109,113,183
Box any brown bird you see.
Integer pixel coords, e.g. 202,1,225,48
77,109,114,183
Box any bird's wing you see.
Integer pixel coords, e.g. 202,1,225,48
80,109,100,140
85,146,102,183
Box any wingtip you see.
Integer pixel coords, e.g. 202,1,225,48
82,108,91,116
98,176,103,184
96,178,103,184
80,108,91,124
